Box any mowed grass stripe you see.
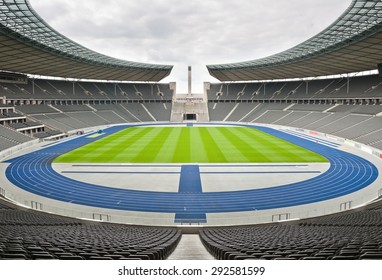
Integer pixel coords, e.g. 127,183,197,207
111,127,159,162
240,127,327,162
55,127,149,163
131,127,174,163
173,127,191,162
198,127,227,163
229,127,287,162
190,127,209,163
153,127,181,162
218,127,271,162
207,127,249,162
54,126,329,163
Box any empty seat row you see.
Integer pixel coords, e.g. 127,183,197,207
0,199,181,260
200,200,382,260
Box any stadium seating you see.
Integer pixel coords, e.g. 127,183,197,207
204,75,382,152
207,75,382,101
0,80,173,134
0,80,173,100
0,125,34,151
33,129,63,139
200,200,382,260
208,102,237,121
0,198,181,260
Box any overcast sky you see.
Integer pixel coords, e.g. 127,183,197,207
29,0,351,93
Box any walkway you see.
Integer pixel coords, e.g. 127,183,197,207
167,234,215,260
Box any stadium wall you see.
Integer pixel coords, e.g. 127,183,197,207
0,138,38,161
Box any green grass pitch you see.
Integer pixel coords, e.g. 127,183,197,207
54,126,328,164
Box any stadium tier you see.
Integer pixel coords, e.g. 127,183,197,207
0,79,174,142
0,79,173,100
200,201,382,260
0,198,181,260
2,191,382,260
0,124,34,150
207,75,382,101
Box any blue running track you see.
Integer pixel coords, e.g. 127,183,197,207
4,124,379,222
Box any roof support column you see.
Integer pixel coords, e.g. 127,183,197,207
347,76,350,94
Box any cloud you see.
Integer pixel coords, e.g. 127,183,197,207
29,0,352,92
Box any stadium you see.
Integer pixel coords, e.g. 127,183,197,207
1,0,382,261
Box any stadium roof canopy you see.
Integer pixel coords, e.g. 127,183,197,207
0,0,173,82
207,0,382,82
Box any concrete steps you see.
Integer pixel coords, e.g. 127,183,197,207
167,234,215,260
